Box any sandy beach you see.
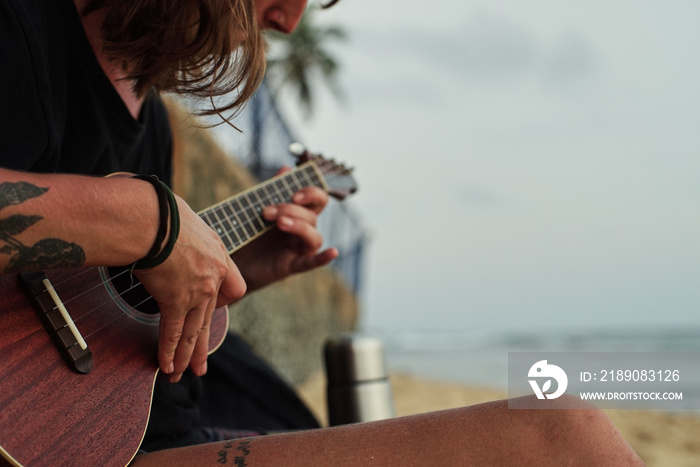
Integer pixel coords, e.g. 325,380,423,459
297,372,700,466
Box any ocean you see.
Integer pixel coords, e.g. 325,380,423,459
371,327,700,411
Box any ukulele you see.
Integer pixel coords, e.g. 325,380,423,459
0,146,357,467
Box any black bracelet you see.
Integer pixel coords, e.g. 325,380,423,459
139,181,180,269
132,175,170,270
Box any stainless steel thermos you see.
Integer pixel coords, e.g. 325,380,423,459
324,333,395,425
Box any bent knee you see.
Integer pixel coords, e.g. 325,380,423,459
525,399,642,465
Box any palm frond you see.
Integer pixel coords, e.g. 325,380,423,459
264,6,347,118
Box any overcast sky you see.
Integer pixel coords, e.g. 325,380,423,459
267,0,700,335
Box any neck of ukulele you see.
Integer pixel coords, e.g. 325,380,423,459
197,162,326,254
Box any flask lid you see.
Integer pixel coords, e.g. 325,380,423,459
324,333,388,384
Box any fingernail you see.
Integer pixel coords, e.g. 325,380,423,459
280,216,294,228
263,206,278,219
166,362,174,374
293,192,305,203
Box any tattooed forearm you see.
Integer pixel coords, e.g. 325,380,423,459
217,439,252,465
3,238,85,273
0,181,85,273
0,181,48,210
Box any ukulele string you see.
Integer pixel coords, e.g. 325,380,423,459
44,265,98,289
202,169,322,241
41,165,330,331
43,163,326,296
72,273,151,325
203,190,285,242
61,186,286,326
80,294,155,341
55,267,134,308
36,266,137,313
41,183,305,321
44,267,153,330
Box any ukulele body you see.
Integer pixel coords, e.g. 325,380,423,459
0,267,227,467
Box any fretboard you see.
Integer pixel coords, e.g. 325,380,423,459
198,161,327,254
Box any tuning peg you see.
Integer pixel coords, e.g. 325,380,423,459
288,142,307,158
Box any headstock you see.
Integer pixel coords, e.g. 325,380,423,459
289,143,358,200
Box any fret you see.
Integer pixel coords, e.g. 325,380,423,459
266,180,290,212
250,188,268,224
200,210,218,234
285,171,305,195
298,165,316,190
194,161,346,255
278,172,295,198
261,183,280,206
300,165,317,188
199,209,213,227
293,170,308,191
199,208,230,251
266,182,283,205
221,203,245,247
199,208,215,230
228,197,254,241
304,164,325,190
209,206,236,252
242,192,266,231
241,193,265,238
273,179,290,202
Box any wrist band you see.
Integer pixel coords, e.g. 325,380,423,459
131,175,180,270
142,181,180,269
131,175,169,269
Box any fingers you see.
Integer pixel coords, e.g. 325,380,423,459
157,310,188,383
298,247,339,272
216,255,247,308
159,297,213,384
274,166,329,212
286,246,339,275
263,186,328,235
182,294,215,380
148,182,331,383
265,209,322,253
141,200,248,383
157,256,246,383
292,186,329,214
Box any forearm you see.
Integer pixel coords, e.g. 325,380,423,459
0,168,158,273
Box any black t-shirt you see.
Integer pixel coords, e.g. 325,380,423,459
0,0,204,450
0,0,172,179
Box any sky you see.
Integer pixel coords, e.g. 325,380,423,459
262,0,700,336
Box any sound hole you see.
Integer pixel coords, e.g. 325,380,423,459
106,266,160,315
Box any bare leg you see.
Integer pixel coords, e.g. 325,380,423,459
131,396,644,466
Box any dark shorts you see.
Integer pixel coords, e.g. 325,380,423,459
138,427,264,454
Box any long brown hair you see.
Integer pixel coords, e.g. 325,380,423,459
83,0,266,120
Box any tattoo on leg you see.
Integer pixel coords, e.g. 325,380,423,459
217,439,252,465
0,182,85,273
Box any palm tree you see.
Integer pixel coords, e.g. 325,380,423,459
264,6,347,118
246,6,347,178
